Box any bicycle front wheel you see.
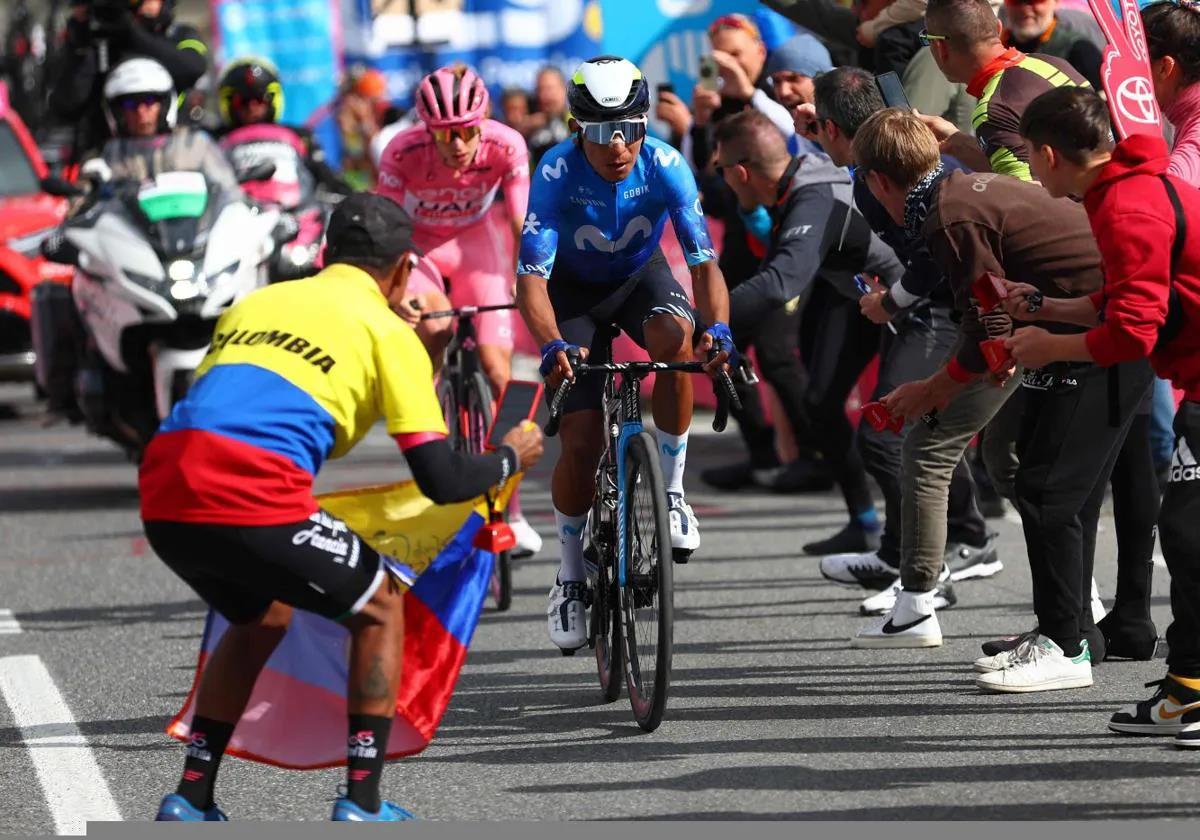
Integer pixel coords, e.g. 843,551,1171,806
620,431,674,732
437,376,461,450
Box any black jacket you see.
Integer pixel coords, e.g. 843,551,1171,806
729,153,904,338
49,16,208,160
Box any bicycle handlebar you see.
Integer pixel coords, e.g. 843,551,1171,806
417,302,517,321
543,352,743,437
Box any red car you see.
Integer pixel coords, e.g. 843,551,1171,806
0,80,70,383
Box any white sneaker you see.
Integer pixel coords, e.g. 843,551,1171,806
1090,577,1107,624
859,565,955,616
667,492,700,554
851,589,943,648
509,515,543,558
546,579,589,651
820,551,899,589
975,636,1093,693
974,629,1040,673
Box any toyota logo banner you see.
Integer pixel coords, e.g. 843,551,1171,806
1087,0,1163,139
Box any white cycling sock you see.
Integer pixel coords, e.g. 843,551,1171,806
657,429,689,495
554,509,588,583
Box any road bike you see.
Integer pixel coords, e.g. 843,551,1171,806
421,302,517,611
544,325,740,731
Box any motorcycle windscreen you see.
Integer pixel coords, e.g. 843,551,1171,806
137,171,209,223
135,171,214,260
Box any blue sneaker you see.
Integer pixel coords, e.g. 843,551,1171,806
155,793,228,821
331,797,416,822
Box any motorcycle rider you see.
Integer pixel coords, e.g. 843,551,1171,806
37,57,241,422
90,57,238,190
214,57,351,196
49,0,208,162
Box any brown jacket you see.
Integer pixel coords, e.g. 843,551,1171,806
922,170,1103,374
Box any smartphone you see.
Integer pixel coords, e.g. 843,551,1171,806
657,82,675,99
485,380,544,450
875,71,912,111
698,56,720,92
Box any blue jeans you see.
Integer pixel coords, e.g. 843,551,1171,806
1151,377,1176,472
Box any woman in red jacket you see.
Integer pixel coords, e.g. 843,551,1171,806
1008,86,1200,748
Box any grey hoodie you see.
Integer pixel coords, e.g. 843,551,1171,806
728,151,904,337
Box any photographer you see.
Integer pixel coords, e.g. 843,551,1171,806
49,0,208,161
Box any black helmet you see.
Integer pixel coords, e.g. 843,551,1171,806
217,57,285,127
566,56,650,123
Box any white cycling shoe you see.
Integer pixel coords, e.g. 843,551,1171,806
668,492,700,556
547,579,590,653
509,515,543,558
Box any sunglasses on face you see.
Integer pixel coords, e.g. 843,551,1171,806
715,157,750,178
577,119,647,146
431,125,481,144
918,29,949,47
116,93,161,112
232,93,270,110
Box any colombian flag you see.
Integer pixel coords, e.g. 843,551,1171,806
166,478,514,769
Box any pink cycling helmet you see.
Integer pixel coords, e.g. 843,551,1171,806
415,65,489,128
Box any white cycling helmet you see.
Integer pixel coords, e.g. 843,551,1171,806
103,57,178,136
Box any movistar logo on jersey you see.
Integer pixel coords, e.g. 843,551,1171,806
523,212,543,235
654,147,682,168
518,262,551,279
575,216,652,253
541,157,569,181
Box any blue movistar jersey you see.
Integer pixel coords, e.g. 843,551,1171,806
517,136,716,284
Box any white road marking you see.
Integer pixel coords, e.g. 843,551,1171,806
0,655,121,834
0,609,21,634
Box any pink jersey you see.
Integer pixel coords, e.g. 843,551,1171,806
376,119,530,235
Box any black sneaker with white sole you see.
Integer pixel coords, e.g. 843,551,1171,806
1109,676,1200,737
819,551,900,589
944,533,1002,581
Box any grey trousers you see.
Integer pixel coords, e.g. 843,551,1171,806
900,373,1023,591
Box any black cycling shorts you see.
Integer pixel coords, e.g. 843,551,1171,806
144,510,387,625
549,249,697,414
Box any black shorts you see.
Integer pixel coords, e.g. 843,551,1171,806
549,249,697,414
144,510,387,625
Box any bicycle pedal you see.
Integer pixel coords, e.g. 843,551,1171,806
672,548,693,565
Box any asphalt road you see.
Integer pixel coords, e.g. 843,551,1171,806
1,380,1197,832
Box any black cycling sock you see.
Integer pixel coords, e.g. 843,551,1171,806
346,714,392,813
176,716,235,810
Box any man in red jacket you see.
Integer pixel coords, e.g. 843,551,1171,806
1013,86,1200,748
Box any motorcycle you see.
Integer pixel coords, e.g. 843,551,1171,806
220,124,331,282
38,166,282,457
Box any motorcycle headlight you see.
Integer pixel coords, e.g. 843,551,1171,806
168,260,197,282
7,226,58,259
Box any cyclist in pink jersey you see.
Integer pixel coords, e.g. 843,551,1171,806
377,64,540,555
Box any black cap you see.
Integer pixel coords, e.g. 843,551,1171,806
324,193,421,267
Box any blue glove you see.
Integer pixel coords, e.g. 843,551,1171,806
704,322,739,364
539,339,578,378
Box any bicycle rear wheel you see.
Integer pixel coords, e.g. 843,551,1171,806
464,373,512,612
620,431,674,732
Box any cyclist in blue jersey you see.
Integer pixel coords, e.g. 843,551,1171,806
516,56,734,652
